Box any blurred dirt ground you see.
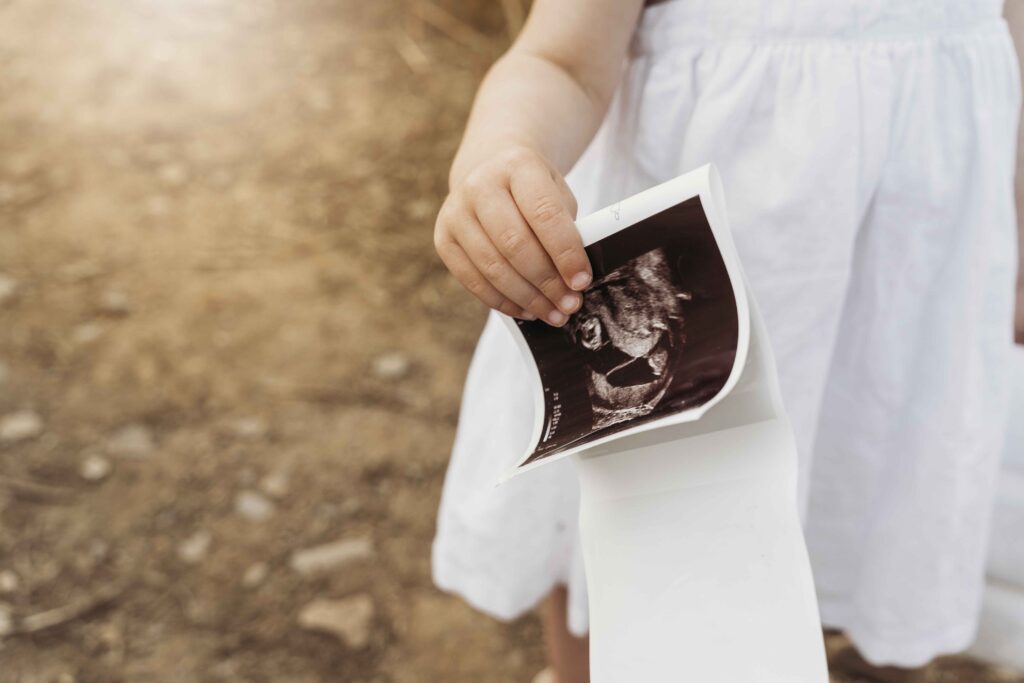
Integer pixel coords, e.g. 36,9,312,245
0,1,1019,682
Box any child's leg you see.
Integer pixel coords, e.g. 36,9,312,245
540,585,590,683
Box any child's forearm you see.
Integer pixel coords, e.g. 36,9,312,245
435,0,642,325
449,51,609,188
449,0,643,188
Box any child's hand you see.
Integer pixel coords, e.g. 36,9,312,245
434,146,593,327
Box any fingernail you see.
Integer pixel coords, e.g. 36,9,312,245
570,272,591,291
547,310,567,326
559,294,580,313
520,310,536,320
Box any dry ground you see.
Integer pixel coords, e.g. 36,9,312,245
0,1,1019,682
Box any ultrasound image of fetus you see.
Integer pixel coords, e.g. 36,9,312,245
563,248,688,430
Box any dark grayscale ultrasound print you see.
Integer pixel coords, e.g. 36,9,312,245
565,248,685,430
516,196,739,466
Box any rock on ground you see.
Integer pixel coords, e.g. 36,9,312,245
235,491,275,521
228,416,268,440
372,352,410,380
0,409,43,443
178,530,212,564
98,290,131,316
242,562,269,588
0,570,19,594
259,471,289,499
80,454,113,482
72,321,105,345
104,424,155,458
297,594,375,649
0,273,18,305
0,603,12,637
289,537,373,576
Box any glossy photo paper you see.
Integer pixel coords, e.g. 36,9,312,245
502,165,749,474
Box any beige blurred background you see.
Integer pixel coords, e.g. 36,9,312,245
0,1,1020,682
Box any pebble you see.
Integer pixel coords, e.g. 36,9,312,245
80,454,112,482
0,602,12,638
229,416,268,440
0,410,43,443
259,471,289,499
105,423,155,458
58,261,103,283
405,198,435,221
0,273,18,305
235,490,275,522
372,352,410,380
72,321,105,345
297,594,374,649
0,570,18,594
242,562,269,588
178,530,212,564
98,290,132,317
289,537,373,576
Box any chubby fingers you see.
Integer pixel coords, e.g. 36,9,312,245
475,192,583,320
452,209,571,326
433,147,593,327
434,228,534,320
508,157,592,293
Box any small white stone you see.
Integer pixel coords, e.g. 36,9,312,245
58,261,103,283
98,290,131,316
178,530,212,564
235,491,274,522
79,454,112,482
297,594,374,649
406,198,434,221
229,417,268,440
242,562,269,588
259,471,289,499
0,410,43,443
0,570,19,594
105,424,155,458
289,537,373,576
0,602,12,637
372,352,409,380
0,273,18,305
72,321,105,345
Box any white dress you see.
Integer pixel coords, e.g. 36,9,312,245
432,0,1021,667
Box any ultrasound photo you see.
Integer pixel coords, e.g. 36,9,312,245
515,196,739,465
